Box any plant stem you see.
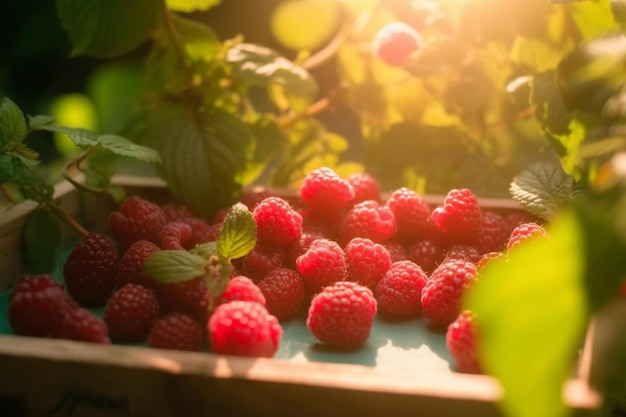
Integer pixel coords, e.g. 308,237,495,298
63,149,108,195
162,8,188,71
0,185,16,204
45,199,89,238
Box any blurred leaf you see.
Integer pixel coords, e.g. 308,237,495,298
613,0,626,33
217,202,257,260
56,0,165,58
143,250,206,284
270,0,341,51
403,37,467,77
556,31,626,116
226,43,318,99
243,115,287,185
509,36,564,73
510,162,575,220
171,13,220,62
0,96,26,152
531,71,572,137
190,241,218,258
22,207,62,273
49,93,97,156
12,165,55,203
27,115,55,130
0,155,24,184
166,0,221,12
568,0,619,39
142,102,254,219
465,210,589,417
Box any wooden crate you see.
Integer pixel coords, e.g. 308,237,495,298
0,175,602,417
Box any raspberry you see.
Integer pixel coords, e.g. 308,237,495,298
306,281,377,348
507,222,549,252
214,275,266,307
252,196,303,245
107,195,168,247
63,232,120,307
51,307,110,344
344,237,392,289
407,239,444,275
284,232,323,268
104,283,160,343
240,241,286,282
296,238,347,294
338,200,397,246
240,187,273,210
115,239,160,290
443,245,482,264
8,275,76,337
376,260,428,318
476,251,507,270
386,187,432,241
299,167,355,219
504,211,542,237
430,188,482,246
347,172,381,205
421,259,478,325
162,202,200,222
155,276,208,322
446,310,481,373
148,313,203,352
372,21,422,67
159,222,192,250
476,211,509,254
257,267,306,320
181,217,216,249
383,241,409,263
208,301,282,357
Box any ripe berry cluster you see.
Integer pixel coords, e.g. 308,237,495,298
7,166,548,373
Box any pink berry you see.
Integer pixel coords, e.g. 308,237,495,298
257,267,306,320
376,260,428,318
447,310,482,373
300,167,355,219
104,283,160,343
372,21,422,67
338,200,397,246
296,238,347,294
344,237,392,289
253,196,303,245
148,313,204,352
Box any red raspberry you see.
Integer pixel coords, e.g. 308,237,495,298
252,196,303,245
504,211,542,237
296,238,347,294
306,281,377,348
443,245,482,264
300,167,355,219
407,239,444,275
446,310,482,373
476,211,509,254
240,241,286,282
257,267,306,320
148,313,203,352
107,195,168,247
383,241,409,263
214,275,266,307
104,283,160,343
476,251,507,270
63,232,120,307
376,260,428,318
347,172,381,205
240,188,273,210
284,232,323,268
507,222,549,252
116,239,160,290
372,21,422,67
159,222,192,250
386,187,432,241
8,275,76,337
181,217,216,249
162,202,200,222
208,301,282,357
430,188,482,246
51,307,110,344
344,237,392,289
338,200,397,246
155,276,208,322
421,259,478,325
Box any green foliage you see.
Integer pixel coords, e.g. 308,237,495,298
142,250,207,284
216,202,257,260
0,97,27,152
166,0,221,12
21,207,62,273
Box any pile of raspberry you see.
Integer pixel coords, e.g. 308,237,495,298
7,166,548,373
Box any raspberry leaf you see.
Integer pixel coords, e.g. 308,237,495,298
33,124,162,164
217,202,257,260
509,163,575,220
22,207,62,273
0,96,26,152
189,242,218,259
56,0,164,58
143,250,207,284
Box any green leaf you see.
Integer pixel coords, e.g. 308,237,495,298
35,124,162,164
510,163,575,220
13,165,55,203
22,207,62,273
465,210,590,417
166,0,221,12
27,115,56,130
142,250,207,284
56,0,165,58
226,43,318,98
0,155,25,184
270,0,341,51
142,103,254,219
531,71,572,137
189,241,218,258
243,116,287,185
217,202,257,260
0,97,26,152
171,13,219,62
